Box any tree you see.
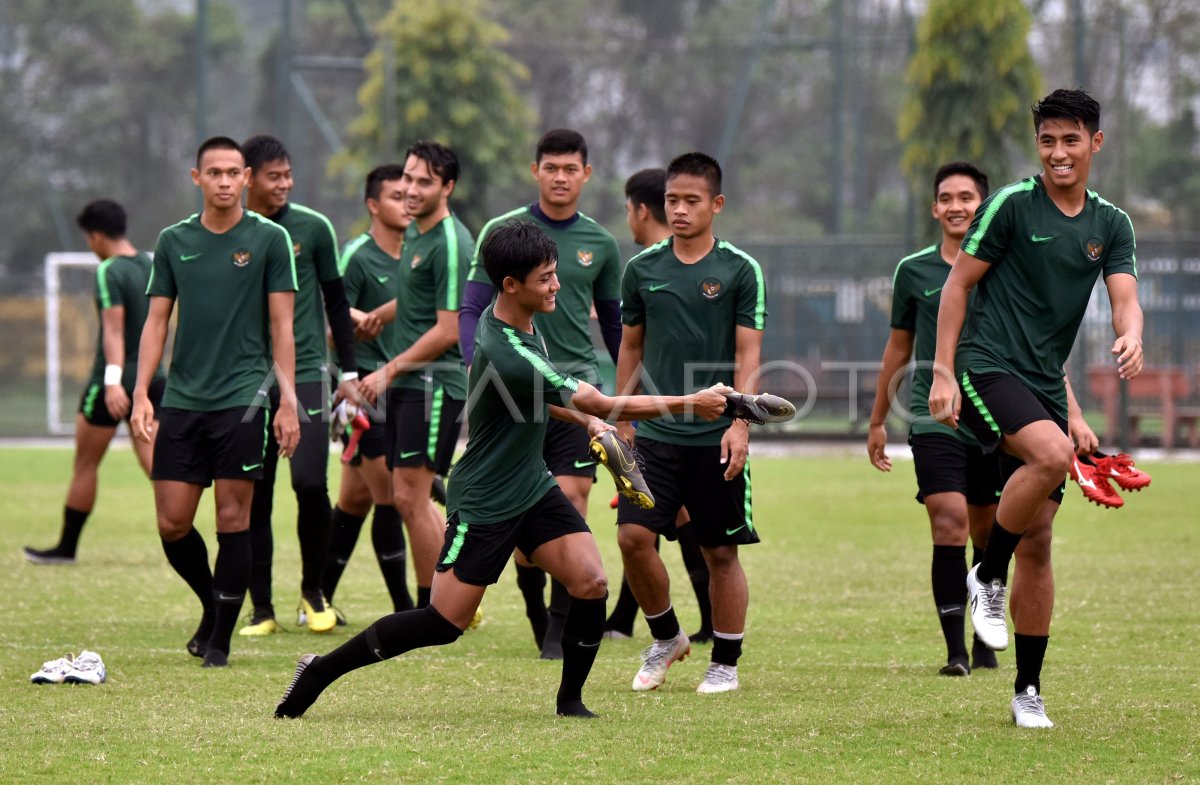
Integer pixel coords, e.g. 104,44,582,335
898,0,1042,209
332,0,536,230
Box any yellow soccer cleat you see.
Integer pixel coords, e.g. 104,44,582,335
298,591,337,634
238,616,282,637
589,431,655,510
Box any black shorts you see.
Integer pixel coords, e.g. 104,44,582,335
261,381,332,491
385,387,464,474
543,417,597,478
910,432,1002,507
437,485,591,586
616,437,759,548
152,406,269,486
79,376,165,428
958,371,1067,504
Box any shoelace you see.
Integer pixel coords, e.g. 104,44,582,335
640,640,675,668
72,653,101,671
702,664,735,684
630,446,647,472
1013,692,1046,717
983,583,1007,621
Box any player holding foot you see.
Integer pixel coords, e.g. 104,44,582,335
459,129,623,658
615,153,767,695
23,200,164,565
929,89,1143,727
274,221,729,720
131,136,299,667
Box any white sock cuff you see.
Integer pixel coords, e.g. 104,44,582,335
644,604,674,621
712,631,744,641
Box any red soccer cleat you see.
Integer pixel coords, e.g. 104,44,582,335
610,493,619,509
1069,456,1124,509
1089,451,1152,492
340,410,371,464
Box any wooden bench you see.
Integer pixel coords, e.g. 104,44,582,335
1087,366,1200,449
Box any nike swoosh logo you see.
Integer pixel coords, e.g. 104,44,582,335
610,441,636,472
373,648,385,660
180,253,202,261
939,605,964,616
648,282,670,292
216,593,242,602
378,551,405,562
1031,234,1055,243
725,524,748,536
306,407,324,416
923,287,943,297
399,450,422,459
376,275,390,283
242,463,263,471
574,459,595,469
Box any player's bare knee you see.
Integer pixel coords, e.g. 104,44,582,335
568,572,608,600
929,510,968,545
616,523,654,555
157,517,190,541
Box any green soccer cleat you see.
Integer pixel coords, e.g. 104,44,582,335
722,391,797,424
588,431,655,510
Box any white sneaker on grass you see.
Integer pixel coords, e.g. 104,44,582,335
966,564,1008,651
632,630,690,691
696,663,739,694
30,654,75,684
64,650,106,685
1011,685,1054,728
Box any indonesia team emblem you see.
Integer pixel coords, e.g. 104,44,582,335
293,242,302,257
577,250,594,267
232,249,252,267
411,254,423,269
700,278,722,300
1086,239,1104,263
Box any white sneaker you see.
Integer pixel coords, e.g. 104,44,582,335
696,662,739,694
966,564,1008,651
30,654,74,684
64,650,106,685
632,630,690,691
1011,685,1055,728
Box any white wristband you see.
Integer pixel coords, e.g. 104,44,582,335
104,364,122,386
339,371,359,383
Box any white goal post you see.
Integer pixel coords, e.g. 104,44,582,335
44,252,101,435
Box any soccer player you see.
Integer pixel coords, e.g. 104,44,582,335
274,220,730,720
615,152,767,695
867,162,1001,675
604,168,714,644
319,164,415,616
23,200,164,564
357,140,470,610
130,136,299,668
459,129,622,658
929,89,1143,727
239,134,359,636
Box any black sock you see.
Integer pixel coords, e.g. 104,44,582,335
515,563,549,648
605,574,639,635
711,632,744,667
162,528,214,613
972,545,985,568
247,493,275,620
371,504,412,611
541,578,570,658
645,605,681,642
1014,633,1049,694
932,544,969,661
314,606,462,684
57,506,90,556
322,506,366,603
556,594,605,711
977,520,1023,586
676,523,712,634
416,585,431,609
296,487,332,594
206,530,251,659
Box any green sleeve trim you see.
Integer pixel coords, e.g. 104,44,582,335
502,326,579,393
247,211,298,290
719,240,767,330
96,258,115,309
339,234,372,276
1090,191,1139,278
626,237,670,266
892,245,937,288
962,179,1035,258
442,217,461,310
291,203,341,280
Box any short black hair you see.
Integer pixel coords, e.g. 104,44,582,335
625,168,667,225
76,199,127,239
365,163,406,201
666,152,722,196
933,161,989,201
480,220,558,289
536,128,588,165
195,136,244,168
405,139,459,186
243,134,290,172
1032,88,1101,135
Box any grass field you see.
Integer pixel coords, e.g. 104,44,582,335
1,446,1196,784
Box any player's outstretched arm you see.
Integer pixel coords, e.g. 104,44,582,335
268,290,300,458
130,296,172,443
567,380,729,423
357,309,459,406
867,328,915,472
929,251,989,427
1106,273,1144,380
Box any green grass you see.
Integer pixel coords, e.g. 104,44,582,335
1,447,1196,784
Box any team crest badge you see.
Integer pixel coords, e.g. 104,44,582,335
293,242,302,257
700,278,723,300
577,249,594,267
232,249,252,267
1086,239,1104,263
411,254,423,269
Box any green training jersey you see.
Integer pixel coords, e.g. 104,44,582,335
957,175,1137,417
339,232,400,372
446,305,579,525
394,214,471,399
266,203,340,383
88,252,164,388
621,237,767,446
148,211,297,411
889,244,975,444
468,205,621,382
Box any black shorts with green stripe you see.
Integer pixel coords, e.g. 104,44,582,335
616,437,759,548
437,485,590,586
152,405,269,486
385,387,464,474
79,376,165,428
957,371,1066,504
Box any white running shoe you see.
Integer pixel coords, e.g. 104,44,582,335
966,564,1009,651
1011,685,1055,728
696,663,739,694
632,630,690,691
64,650,106,685
30,654,74,684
